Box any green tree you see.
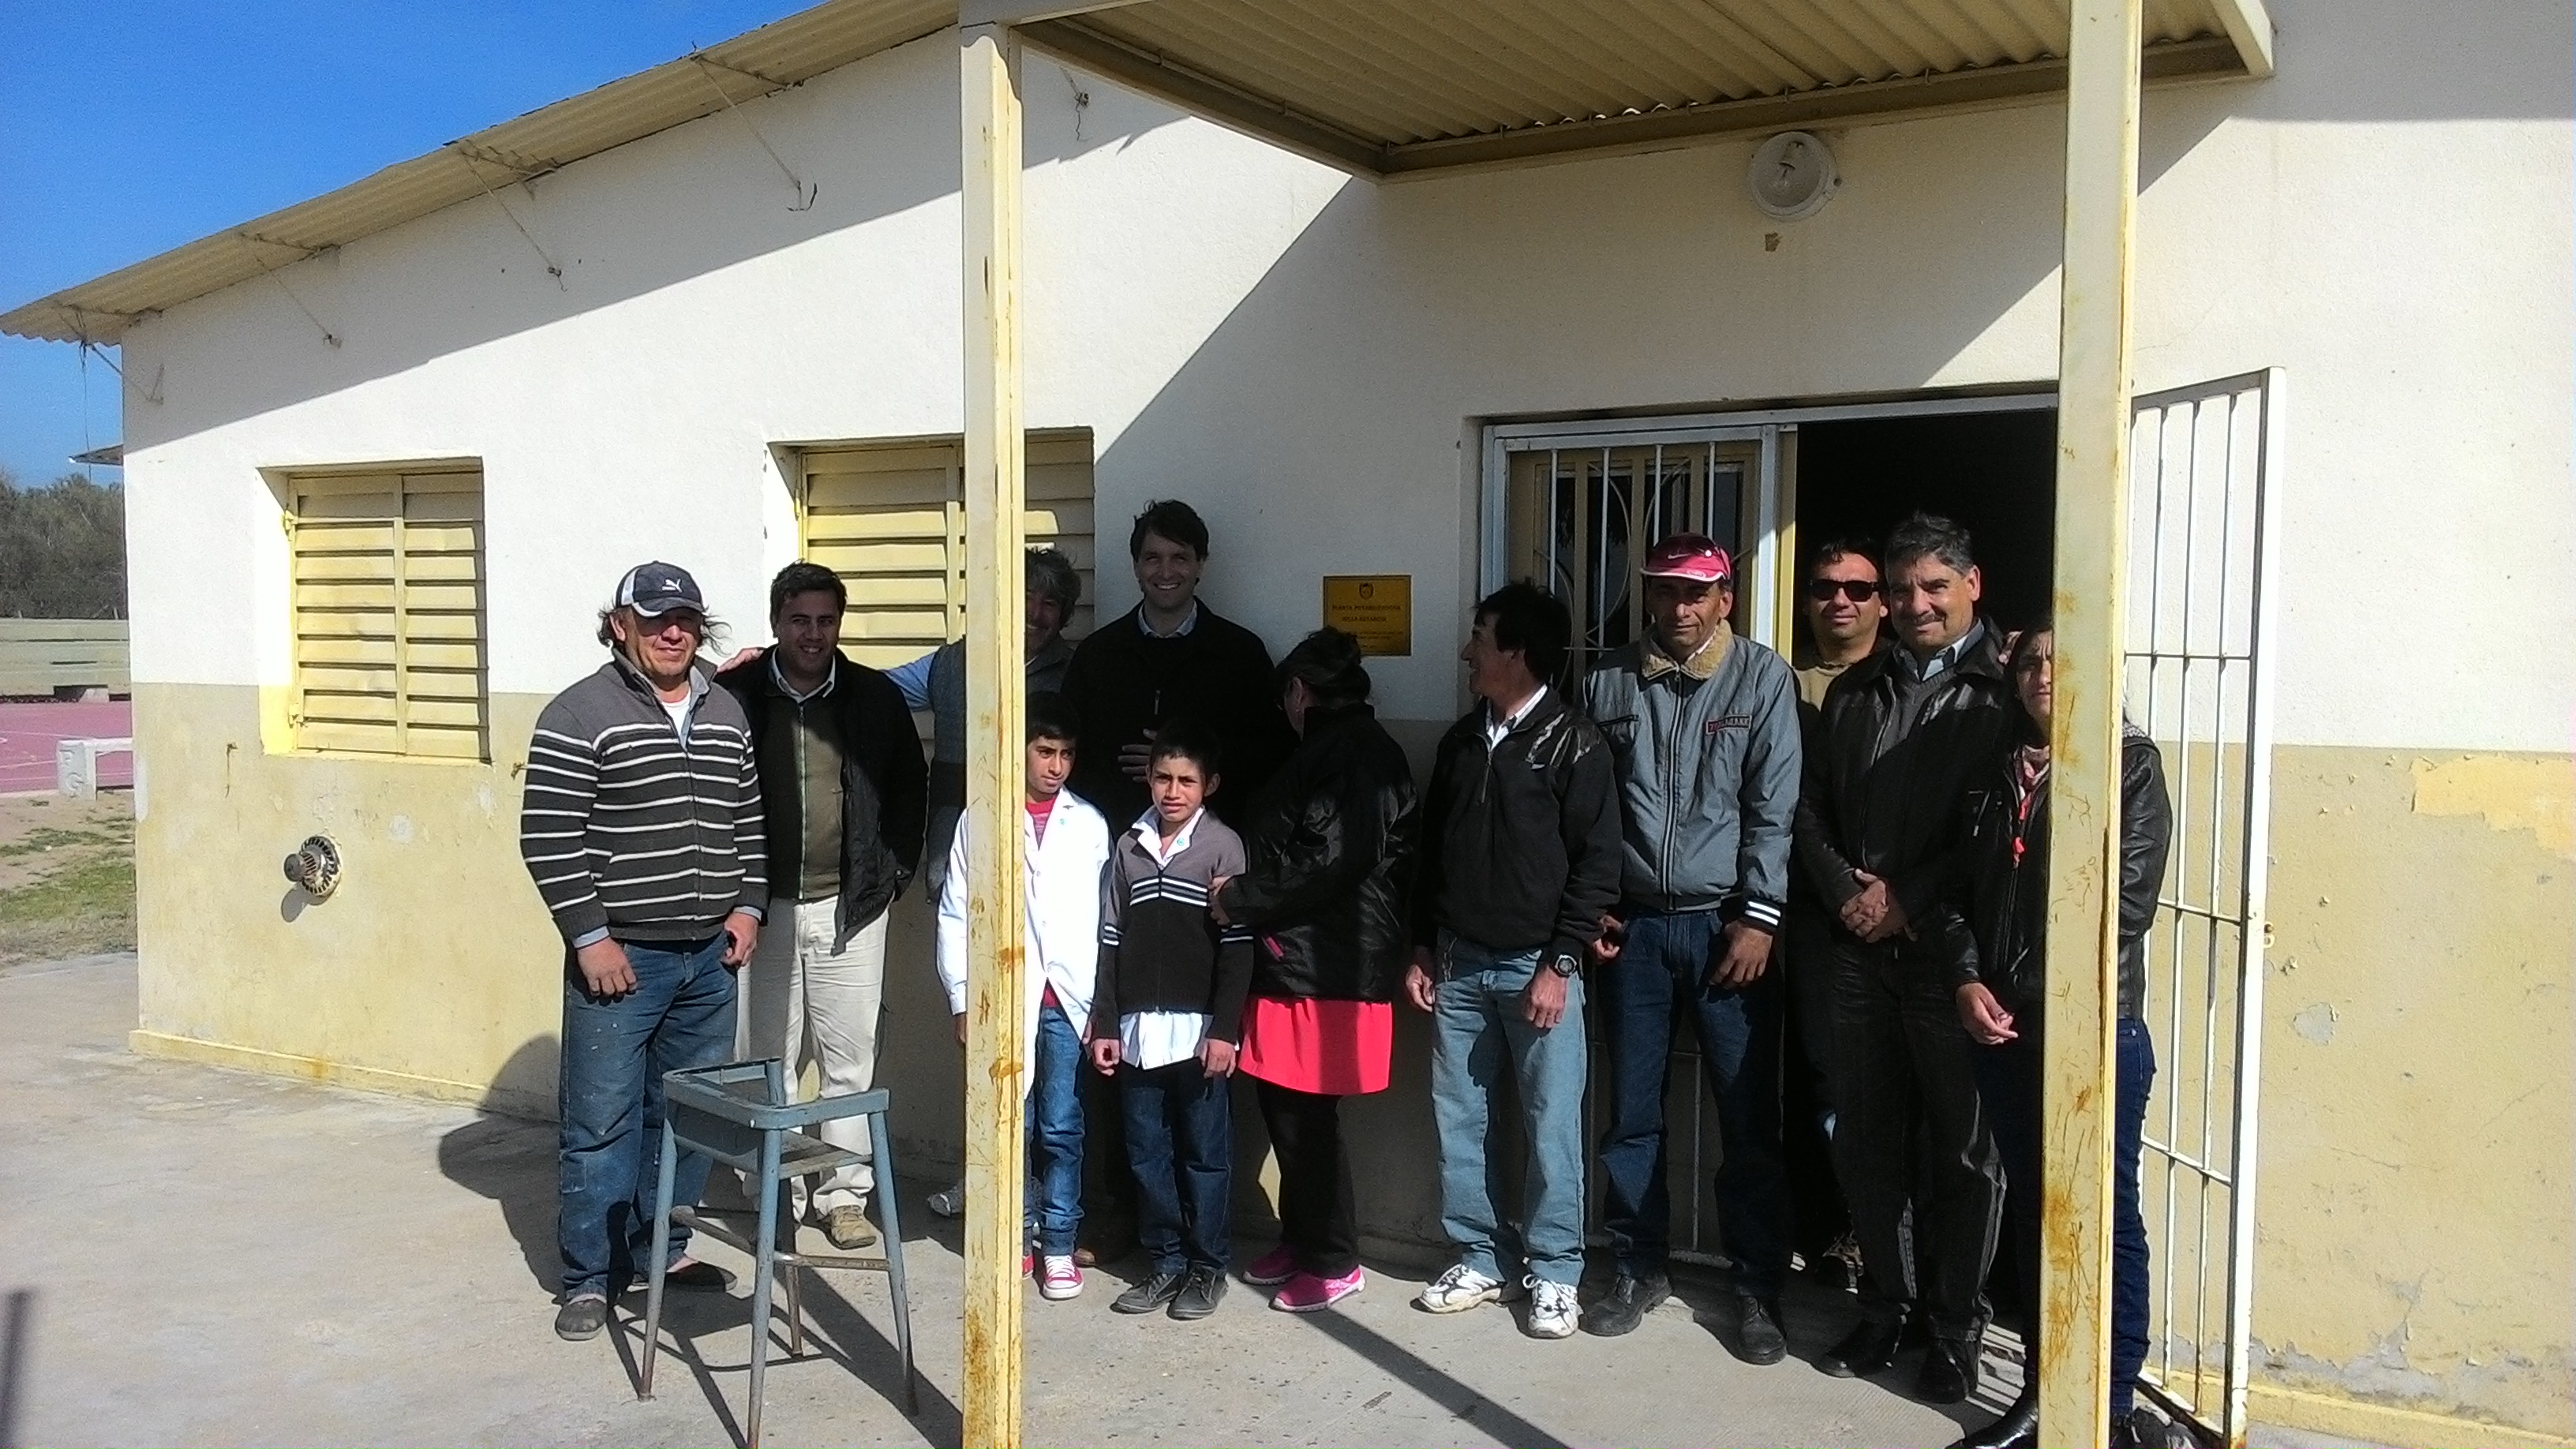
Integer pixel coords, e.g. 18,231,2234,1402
0,466,128,618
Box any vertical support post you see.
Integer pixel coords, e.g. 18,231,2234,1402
2041,0,2141,1445
959,19,1028,1449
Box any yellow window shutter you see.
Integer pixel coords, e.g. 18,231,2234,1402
287,466,487,760
797,430,1095,668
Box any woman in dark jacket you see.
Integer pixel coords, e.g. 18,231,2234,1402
1945,622,2175,1449
1212,628,1420,1312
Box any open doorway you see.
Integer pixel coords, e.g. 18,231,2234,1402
1791,408,2057,665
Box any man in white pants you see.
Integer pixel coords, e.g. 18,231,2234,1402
716,562,928,1249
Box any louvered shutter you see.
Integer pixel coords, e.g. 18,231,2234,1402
797,432,1095,668
289,468,487,759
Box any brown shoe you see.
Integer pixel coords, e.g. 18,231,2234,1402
1073,1247,1100,1269
824,1206,879,1249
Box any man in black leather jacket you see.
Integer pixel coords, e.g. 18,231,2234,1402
1941,621,2175,1449
1792,513,2012,1402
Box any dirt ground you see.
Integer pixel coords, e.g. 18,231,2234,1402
0,790,135,964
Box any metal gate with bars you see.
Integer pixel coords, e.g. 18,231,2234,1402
2122,370,2282,1447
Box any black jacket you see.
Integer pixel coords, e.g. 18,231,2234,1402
1215,702,1421,1003
1793,623,2016,950
1413,689,1621,964
1058,601,1293,829
1949,724,2173,1020
716,650,928,934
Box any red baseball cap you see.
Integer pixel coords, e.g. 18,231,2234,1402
1640,533,1733,584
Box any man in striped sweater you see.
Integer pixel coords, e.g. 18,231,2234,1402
519,561,768,1343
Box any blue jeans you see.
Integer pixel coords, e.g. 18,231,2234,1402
1983,1014,2158,1415
1024,1002,1085,1256
557,933,739,1299
1119,1058,1233,1275
1430,934,1591,1286
1594,907,1789,1296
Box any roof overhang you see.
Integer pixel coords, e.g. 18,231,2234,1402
2,0,2273,346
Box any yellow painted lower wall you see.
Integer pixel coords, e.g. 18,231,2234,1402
126,683,2574,1442
2249,747,2574,1445
131,683,565,1120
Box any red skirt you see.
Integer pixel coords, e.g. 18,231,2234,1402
1236,994,1394,1096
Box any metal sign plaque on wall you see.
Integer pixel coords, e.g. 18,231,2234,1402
1321,575,1412,657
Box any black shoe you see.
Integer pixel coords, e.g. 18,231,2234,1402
1917,1335,1982,1404
2109,1406,2179,1449
1169,1264,1227,1320
1728,1292,1788,1365
1112,1271,1184,1315
553,1296,608,1341
1818,1318,1903,1377
1581,1271,1669,1338
1948,1389,2039,1449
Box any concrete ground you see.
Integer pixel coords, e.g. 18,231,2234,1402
2,955,2371,1449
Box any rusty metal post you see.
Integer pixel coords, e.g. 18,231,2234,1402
2040,0,2142,1443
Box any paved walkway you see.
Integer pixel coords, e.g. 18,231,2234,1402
0,956,2364,1448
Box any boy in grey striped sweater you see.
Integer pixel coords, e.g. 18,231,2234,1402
519,562,767,1342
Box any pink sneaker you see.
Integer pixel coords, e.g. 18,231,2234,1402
1243,1244,1298,1286
1270,1265,1365,1312
1038,1255,1084,1301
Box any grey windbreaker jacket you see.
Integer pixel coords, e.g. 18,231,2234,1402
1579,629,1802,928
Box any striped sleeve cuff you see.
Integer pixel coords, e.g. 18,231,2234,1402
1731,896,1784,931
571,927,612,949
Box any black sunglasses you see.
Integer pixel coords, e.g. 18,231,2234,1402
1805,578,1881,603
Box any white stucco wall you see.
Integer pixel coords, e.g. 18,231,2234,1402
114,0,2574,751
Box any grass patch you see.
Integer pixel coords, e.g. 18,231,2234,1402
0,824,132,858
0,852,137,964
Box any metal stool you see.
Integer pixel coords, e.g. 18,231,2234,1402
639,1059,917,1447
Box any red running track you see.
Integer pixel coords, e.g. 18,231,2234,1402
0,701,135,794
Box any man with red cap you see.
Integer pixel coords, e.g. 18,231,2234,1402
1578,533,1802,1361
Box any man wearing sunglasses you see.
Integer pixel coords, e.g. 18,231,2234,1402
1797,541,1889,710
1780,540,1889,1297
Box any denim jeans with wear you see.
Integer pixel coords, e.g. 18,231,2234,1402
1024,1001,1086,1256
1594,906,1790,1297
1431,932,1590,1287
1119,1058,1233,1275
1982,1013,2158,1416
558,931,739,1300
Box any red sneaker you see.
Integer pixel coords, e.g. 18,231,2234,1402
1270,1265,1365,1313
1243,1244,1297,1286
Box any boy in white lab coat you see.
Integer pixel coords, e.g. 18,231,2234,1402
937,691,1113,1301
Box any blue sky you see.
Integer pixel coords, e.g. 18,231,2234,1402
0,0,813,488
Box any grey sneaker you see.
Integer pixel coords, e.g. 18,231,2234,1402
927,1179,967,1218
1112,1271,1185,1315
1170,1264,1227,1320
554,1294,608,1341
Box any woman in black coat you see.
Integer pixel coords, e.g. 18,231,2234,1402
1211,628,1420,1312
1945,621,2175,1449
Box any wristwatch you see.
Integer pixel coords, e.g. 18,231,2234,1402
1546,952,1579,979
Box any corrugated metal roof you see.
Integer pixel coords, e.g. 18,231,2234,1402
2,0,952,343
4,0,2271,344
1020,0,2267,173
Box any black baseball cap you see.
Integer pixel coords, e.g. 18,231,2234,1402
615,561,705,618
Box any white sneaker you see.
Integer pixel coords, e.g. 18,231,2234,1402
927,1179,966,1218
1417,1263,1508,1313
1526,1277,1580,1339
1038,1255,1084,1301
